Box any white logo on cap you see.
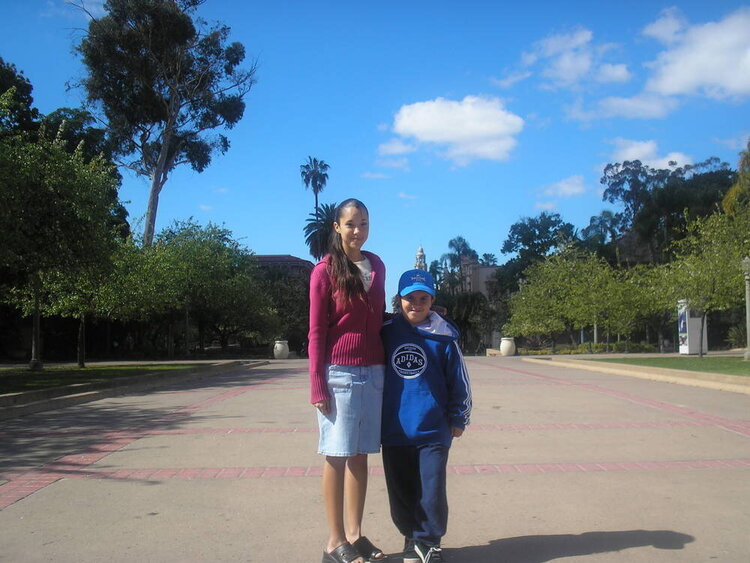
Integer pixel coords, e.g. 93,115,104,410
391,343,428,379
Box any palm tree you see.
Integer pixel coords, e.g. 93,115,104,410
480,253,498,266
304,202,337,260
300,156,330,212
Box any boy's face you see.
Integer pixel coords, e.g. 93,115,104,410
400,290,434,326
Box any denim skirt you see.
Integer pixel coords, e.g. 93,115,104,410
317,364,385,457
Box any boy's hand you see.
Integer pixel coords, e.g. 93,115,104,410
431,305,448,316
452,427,464,438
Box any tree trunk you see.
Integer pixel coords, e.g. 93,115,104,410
29,275,43,371
77,313,86,368
167,322,175,360
142,124,176,245
143,177,163,246
184,306,190,356
593,322,599,344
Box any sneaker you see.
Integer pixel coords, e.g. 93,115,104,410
403,538,419,563
414,542,443,563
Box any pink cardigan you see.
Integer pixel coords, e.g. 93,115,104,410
307,251,386,404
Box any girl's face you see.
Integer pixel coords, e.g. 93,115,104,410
334,205,369,258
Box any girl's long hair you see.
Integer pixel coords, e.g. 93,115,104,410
328,198,368,304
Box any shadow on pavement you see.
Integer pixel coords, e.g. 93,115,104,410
0,363,297,475
444,529,695,562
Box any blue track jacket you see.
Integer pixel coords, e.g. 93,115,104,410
381,312,472,447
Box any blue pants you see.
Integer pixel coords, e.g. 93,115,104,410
382,444,450,547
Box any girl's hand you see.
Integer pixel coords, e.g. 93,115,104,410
314,400,330,415
452,427,464,438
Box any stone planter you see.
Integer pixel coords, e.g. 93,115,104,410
500,337,516,356
273,340,289,360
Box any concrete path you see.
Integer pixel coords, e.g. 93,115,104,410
1,357,749,562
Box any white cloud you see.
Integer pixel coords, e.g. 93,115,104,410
398,192,417,200
535,201,557,211
392,95,524,165
543,175,586,198
516,26,633,91
378,138,417,155
541,49,592,87
491,71,532,89
645,8,750,99
529,28,594,88
642,7,688,44
595,63,631,83
597,93,679,119
568,93,679,121
535,28,593,57
361,172,389,179
198,204,213,211
211,186,228,194
714,133,750,151
376,157,410,171
609,138,692,169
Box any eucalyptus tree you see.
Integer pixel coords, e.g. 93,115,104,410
0,56,38,132
601,158,734,263
300,156,330,212
76,0,256,245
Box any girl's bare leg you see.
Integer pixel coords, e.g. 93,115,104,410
323,455,365,561
344,453,368,542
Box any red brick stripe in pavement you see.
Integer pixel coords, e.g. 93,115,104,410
5,419,750,439
3,362,750,510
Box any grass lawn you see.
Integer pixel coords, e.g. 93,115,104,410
588,356,750,377
0,364,206,395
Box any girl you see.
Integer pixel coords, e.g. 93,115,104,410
308,199,387,563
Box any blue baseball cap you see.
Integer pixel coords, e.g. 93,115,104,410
398,269,435,297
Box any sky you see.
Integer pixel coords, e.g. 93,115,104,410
2,0,750,299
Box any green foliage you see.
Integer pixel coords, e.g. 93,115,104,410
722,140,750,215
669,204,750,315
504,249,614,341
440,291,495,352
304,202,337,261
726,324,747,349
0,132,120,284
517,342,658,355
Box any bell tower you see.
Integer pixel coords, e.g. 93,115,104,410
415,246,427,271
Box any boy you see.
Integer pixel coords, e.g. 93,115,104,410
381,270,472,563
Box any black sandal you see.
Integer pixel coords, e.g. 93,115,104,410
322,542,365,563
353,536,387,560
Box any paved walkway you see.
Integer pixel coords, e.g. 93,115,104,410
1,357,749,562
